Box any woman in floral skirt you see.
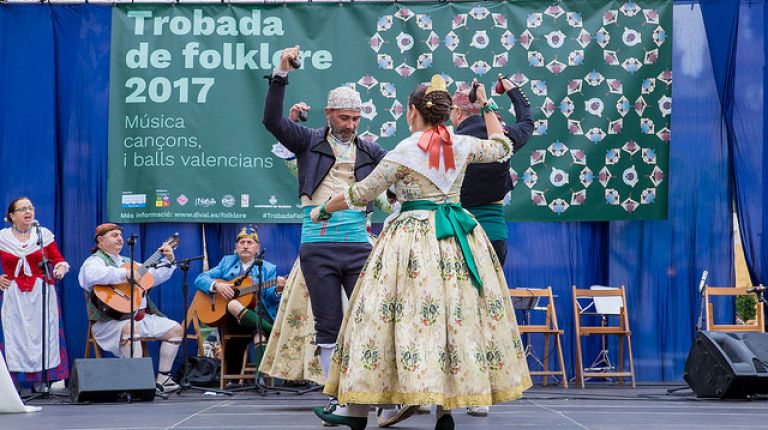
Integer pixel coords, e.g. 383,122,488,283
310,76,531,430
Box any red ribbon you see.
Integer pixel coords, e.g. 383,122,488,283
417,125,455,171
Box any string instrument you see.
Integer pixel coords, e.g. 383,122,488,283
192,275,280,326
90,233,180,320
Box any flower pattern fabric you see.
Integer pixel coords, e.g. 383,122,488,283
324,133,531,408
259,259,324,384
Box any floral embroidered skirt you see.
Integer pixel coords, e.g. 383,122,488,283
324,211,532,409
259,258,324,385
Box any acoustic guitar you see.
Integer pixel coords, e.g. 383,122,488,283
192,275,280,326
91,233,180,320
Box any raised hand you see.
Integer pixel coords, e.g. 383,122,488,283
289,102,311,122
279,45,301,73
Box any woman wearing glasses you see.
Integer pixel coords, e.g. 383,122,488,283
0,197,70,391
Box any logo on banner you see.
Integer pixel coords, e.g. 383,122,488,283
177,194,189,206
195,197,216,208
268,195,278,205
240,194,250,208
121,193,147,208
221,195,235,208
156,190,170,207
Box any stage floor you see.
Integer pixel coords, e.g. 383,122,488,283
1,384,767,430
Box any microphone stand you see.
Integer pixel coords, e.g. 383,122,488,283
669,270,709,396
23,223,66,401
230,248,278,396
169,255,232,396
695,270,709,332
127,234,138,359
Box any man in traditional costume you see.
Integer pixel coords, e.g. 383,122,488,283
450,77,533,417
78,223,182,393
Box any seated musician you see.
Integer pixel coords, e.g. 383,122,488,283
194,225,284,377
77,223,183,393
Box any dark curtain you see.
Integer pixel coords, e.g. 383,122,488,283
0,2,749,382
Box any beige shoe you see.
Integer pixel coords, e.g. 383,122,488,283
466,405,489,417
376,405,419,428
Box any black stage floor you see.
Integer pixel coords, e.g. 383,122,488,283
1,384,767,430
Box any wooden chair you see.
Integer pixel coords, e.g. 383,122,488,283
83,321,103,359
705,286,765,333
184,305,205,356
238,335,268,385
572,285,635,388
83,320,157,358
509,287,568,387
219,326,258,389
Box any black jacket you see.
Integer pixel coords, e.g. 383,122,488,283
458,88,534,207
262,75,387,211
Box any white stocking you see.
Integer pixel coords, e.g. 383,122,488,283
158,338,181,374
332,403,368,418
318,343,335,378
119,339,143,358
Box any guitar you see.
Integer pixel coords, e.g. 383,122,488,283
91,233,180,320
192,275,280,326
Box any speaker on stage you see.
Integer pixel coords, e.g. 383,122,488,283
70,358,156,403
684,331,768,399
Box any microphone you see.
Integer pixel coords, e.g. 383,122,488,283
127,233,138,247
31,220,40,227
697,270,709,294
747,285,766,294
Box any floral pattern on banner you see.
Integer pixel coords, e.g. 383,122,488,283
356,1,671,221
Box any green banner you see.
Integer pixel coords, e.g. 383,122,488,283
107,1,671,223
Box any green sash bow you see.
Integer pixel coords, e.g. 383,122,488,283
400,200,482,292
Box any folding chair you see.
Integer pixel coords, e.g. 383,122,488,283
219,326,258,389
572,285,635,388
510,287,568,387
705,286,765,333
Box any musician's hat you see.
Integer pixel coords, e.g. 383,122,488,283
94,223,122,240
236,225,259,243
92,223,123,253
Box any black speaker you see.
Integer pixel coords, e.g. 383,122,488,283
70,358,156,403
684,331,768,398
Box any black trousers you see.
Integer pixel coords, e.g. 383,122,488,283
491,239,508,268
299,242,372,344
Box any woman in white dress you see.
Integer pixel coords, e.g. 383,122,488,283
0,197,70,390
